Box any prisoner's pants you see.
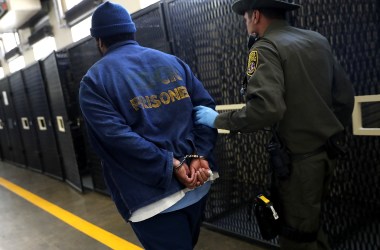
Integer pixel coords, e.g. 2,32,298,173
130,195,207,250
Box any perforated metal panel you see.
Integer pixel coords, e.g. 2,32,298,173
41,52,85,192
0,78,15,162
0,77,27,166
165,0,380,249
8,71,42,172
361,102,380,128
165,0,247,105
204,131,277,247
132,2,172,53
0,105,11,161
67,37,106,193
22,63,64,179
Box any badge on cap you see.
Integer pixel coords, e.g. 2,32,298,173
247,50,259,76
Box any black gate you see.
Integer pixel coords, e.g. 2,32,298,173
132,1,172,53
0,78,15,162
22,62,64,179
0,76,27,167
41,52,86,192
66,37,106,193
8,71,42,172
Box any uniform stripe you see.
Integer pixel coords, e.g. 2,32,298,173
215,104,245,134
216,104,245,111
0,177,142,250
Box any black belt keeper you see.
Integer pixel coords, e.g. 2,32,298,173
324,132,347,159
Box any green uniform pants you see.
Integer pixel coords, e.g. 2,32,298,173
276,151,335,250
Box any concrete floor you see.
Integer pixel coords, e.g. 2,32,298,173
0,161,269,250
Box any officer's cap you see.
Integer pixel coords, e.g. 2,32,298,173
232,0,301,15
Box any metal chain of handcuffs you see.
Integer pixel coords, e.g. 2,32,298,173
174,154,205,172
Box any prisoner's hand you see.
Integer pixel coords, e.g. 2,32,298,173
190,158,211,187
173,158,197,189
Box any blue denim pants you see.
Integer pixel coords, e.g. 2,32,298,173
130,195,208,250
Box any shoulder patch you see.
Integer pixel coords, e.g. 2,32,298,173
247,50,259,76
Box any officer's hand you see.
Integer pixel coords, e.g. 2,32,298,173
193,106,218,128
190,158,211,187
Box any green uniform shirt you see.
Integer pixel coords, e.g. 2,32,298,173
215,20,354,154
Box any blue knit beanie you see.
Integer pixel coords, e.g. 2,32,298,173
90,1,136,38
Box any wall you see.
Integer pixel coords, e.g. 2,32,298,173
0,0,150,76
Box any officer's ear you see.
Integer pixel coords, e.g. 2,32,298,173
252,10,260,24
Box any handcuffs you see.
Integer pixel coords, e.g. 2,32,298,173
174,154,205,172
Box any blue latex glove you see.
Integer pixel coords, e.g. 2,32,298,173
193,105,218,128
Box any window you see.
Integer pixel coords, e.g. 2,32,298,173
0,40,4,58
140,0,160,8
0,32,19,53
2,32,22,70
32,36,57,61
64,0,83,11
53,0,84,26
71,15,91,42
8,56,25,73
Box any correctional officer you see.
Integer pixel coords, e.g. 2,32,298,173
194,0,355,249
79,2,218,250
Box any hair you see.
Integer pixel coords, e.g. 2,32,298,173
247,8,286,20
97,32,135,48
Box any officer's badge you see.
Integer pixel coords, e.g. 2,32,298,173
247,50,259,76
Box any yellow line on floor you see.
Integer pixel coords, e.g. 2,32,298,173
0,177,142,250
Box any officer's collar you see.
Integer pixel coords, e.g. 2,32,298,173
262,20,290,37
247,34,259,49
